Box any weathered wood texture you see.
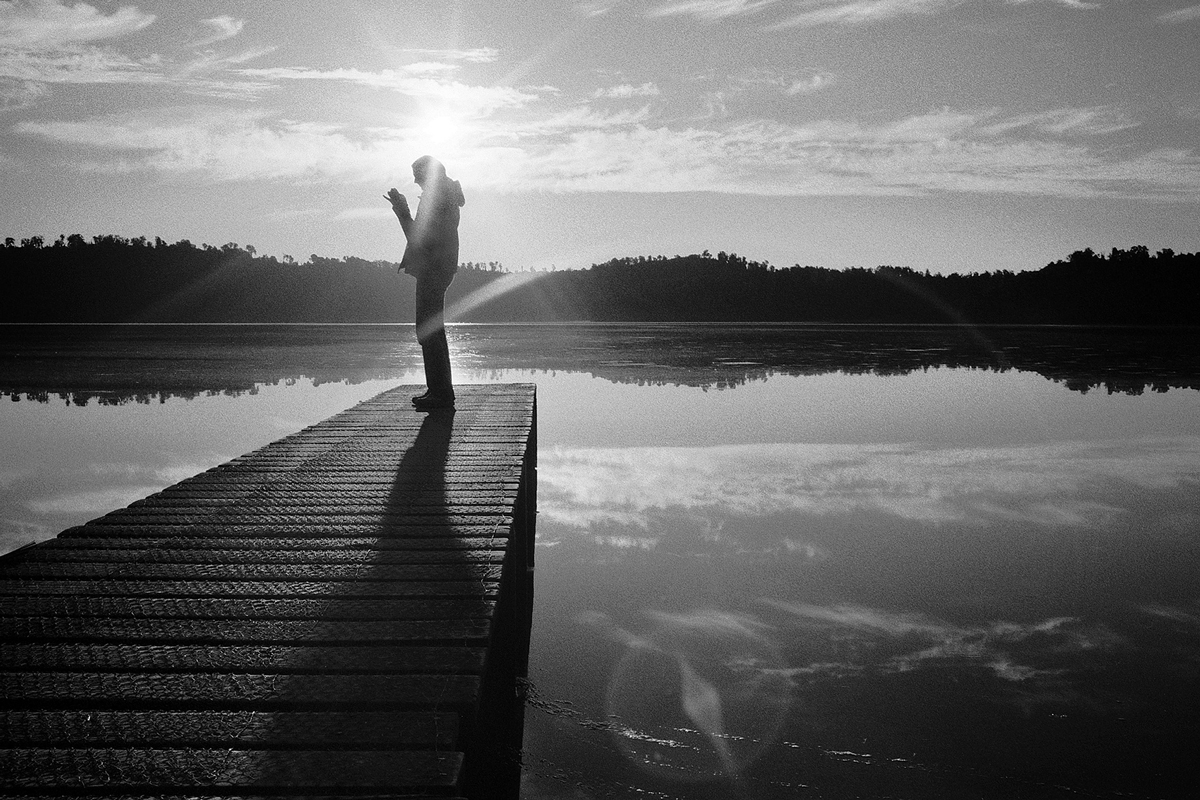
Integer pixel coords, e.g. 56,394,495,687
0,383,537,799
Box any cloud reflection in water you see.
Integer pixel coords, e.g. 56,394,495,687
758,601,1116,685
540,437,1200,536
536,431,1200,790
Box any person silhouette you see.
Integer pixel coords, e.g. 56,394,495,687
385,155,465,410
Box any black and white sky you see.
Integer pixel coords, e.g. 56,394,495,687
2,0,1198,273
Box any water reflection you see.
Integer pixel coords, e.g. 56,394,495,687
3,324,1198,404
0,378,403,553
540,438,1200,533
4,324,1200,797
592,609,791,784
524,425,1200,797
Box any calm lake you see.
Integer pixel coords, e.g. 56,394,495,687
2,323,1199,799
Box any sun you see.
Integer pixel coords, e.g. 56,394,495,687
418,113,459,143
410,109,469,157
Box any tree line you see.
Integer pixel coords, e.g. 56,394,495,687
4,321,1195,407
2,235,1196,324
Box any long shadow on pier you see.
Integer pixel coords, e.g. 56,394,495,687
254,400,534,796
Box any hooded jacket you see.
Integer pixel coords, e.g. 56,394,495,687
400,174,466,278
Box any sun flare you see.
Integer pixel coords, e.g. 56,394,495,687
408,109,469,158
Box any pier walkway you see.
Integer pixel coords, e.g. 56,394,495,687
0,383,537,799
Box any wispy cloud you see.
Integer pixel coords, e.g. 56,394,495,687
395,47,500,63
14,108,404,181
0,75,45,109
771,0,1099,29
648,0,780,21
0,0,160,87
0,0,154,49
236,66,539,117
0,3,276,99
771,0,965,29
1158,4,1200,23
787,72,835,95
980,106,1139,137
593,81,661,99
1008,0,1100,9
0,46,163,85
333,206,392,221
188,16,245,49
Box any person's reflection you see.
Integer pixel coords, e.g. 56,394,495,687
385,156,465,411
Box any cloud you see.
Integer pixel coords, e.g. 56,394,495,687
648,0,780,21
0,5,271,98
17,81,1198,200
771,0,966,29
0,75,46,108
189,16,245,48
466,107,1197,198
980,106,1139,137
772,0,1099,29
0,1,159,87
1008,0,1099,8
396,47,500,63
236,66,539,118
0,45,162,84
593,81,660,99
171,47,276,100
0,0,154,49
787,72,835,95
333,206,392,221
1158,4,1200,23
513,104,654,134
14,108,403,181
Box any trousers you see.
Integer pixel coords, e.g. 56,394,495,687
414,270,455,397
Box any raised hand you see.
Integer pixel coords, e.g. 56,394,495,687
384,188,410,216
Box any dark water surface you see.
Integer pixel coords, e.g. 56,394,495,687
2,324,1199,798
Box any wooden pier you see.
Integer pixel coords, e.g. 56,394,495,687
0,383,537,799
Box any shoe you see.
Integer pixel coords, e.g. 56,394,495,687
413,393,455,411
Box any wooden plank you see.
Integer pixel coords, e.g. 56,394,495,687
85,512,514,527
0,579,500,598
57,523,514,538
127,494,520,508
0,672,481,708
0,596,498,621
35,536,510,552
0,561,505,581
0,748,462,790
1,617,493,643
15,547,506,565
12,546,506,566
1,644,487,674
1,710,460,747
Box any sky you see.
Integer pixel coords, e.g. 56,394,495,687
1,0,1198,274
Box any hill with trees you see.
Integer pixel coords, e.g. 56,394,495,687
2,234,1196,324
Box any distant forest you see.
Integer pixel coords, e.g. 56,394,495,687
2,234,1197,324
